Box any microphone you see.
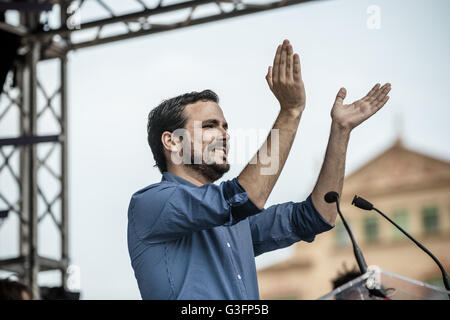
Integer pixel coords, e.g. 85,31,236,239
325,191,368,274
351,195,373,211
324,191,339,204
352,195,450,297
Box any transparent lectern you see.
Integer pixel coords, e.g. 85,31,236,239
318,265,450,300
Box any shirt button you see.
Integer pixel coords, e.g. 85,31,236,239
226,242,231,248
237,274,242,280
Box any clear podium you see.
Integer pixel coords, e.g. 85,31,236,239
318,265,450,300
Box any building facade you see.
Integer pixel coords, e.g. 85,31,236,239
257,139,450,299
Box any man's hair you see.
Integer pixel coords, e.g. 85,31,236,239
331,265,364,300
331,265,362,289
147,89,219,173
0,278,31,300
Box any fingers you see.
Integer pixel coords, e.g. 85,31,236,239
369,95,390,119
363,83,380,101
265,66,274,91
374,83,391,103
365,83,391,104
374,84,391,109
272,44,281,83
334,87,347,105
293,53,302,83
279,40,288,83
376,95,390,109
286,41,294,82
268,40,306,109
368,83,391,116
269,39,301,87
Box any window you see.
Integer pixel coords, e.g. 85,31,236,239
422,206,439,236
363,216,379,243
335,221,351,247
392,210,409,240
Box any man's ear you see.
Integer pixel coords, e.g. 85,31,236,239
161,131,182,153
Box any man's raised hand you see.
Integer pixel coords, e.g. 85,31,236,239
331,83,392,131
266,39,306,113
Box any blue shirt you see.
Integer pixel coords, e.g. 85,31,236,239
127,172,333,300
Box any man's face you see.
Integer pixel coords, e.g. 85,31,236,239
181,100,230,181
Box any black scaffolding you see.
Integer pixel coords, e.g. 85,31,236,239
0,0,317,299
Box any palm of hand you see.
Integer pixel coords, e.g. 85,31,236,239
331,83,391,130
266,40,306,111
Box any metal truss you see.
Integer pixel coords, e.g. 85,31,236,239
0,3,69,299
0,0,318,299
34,0,316,57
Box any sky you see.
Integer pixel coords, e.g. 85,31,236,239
1,0,449,299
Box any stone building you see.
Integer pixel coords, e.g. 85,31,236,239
257,139,450,299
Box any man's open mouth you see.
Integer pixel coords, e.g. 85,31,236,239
212,147,227,156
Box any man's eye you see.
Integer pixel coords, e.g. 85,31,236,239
203,125,213,128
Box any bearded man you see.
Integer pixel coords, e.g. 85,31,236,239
127,39,391,299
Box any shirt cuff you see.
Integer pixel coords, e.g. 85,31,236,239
221,177,262,223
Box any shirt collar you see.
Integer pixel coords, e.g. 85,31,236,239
162,171,198,187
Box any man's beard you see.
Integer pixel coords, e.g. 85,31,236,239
187,152,230,182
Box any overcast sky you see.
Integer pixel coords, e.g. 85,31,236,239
1,0,449,299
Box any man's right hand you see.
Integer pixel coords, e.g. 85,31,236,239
238,40,305,209
266,39,306,114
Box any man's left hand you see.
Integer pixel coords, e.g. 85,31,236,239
331,83,391,131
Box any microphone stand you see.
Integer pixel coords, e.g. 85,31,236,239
326,192,387,299
335,197,368,275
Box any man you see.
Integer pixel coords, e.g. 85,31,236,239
127,39,391,299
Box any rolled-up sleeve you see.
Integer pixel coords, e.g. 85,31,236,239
249,194,334,257
129,177,261,244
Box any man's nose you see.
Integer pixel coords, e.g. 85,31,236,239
217,126,229,142
216,133,229,151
